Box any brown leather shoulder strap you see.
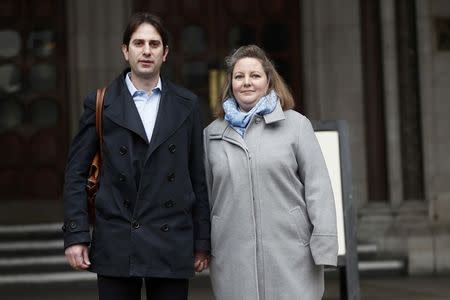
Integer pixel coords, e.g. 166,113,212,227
95,88,106,158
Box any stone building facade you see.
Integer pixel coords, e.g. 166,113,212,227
1,0,449,275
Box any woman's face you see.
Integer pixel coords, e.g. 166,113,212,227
232,57,269,112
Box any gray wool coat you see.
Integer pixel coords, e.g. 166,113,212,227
203,102,338,300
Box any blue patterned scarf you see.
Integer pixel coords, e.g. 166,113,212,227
223,90,278,136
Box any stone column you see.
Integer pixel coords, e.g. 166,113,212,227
381,0,404,208
301,0,367,210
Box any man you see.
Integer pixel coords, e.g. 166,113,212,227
63,12,210,300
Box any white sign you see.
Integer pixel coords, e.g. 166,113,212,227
315,131,346,256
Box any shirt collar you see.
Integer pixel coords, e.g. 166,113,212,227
125,72,162,97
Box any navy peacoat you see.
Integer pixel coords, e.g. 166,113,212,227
62,70,210,278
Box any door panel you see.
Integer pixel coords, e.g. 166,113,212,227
0,0,67,201
133,0,302,123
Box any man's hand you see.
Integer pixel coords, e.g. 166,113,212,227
64,244,91,270
194,251,210,273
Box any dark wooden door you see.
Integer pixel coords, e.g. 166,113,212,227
0,0,68,200
133,0,302,123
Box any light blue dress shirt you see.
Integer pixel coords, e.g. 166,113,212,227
125,72,162,143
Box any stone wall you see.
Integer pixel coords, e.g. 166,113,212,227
302,0,450,274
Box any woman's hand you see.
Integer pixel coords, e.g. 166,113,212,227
194,250,210,272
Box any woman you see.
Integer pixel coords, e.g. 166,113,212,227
203,45,338,300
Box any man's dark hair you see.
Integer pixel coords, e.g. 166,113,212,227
122,12,169,49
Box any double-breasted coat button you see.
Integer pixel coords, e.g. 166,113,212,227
167,173,175,182
123,200,130,208
255,117,262,124
69,221,77,229
119,173,126,182
132,221,140,229
160,224,169,232
119,146,128,155
168,144,176,153
164,200,175,208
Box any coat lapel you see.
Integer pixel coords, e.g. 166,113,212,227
103,73,149,144
222,125,246,148
207,119,248,151
144,80,194,162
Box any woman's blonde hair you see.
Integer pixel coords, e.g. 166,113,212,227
216,45,295,118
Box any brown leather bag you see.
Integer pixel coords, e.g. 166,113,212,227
86,88,106,224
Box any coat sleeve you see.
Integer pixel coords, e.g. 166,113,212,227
189,99,211,252
295,115,338,266
62,93,97,249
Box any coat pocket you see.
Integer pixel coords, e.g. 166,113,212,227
288,205,312,246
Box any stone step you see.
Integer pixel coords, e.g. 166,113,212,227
0,257,407,285
0,271,97,285
0,255,66,267
357,243,377,255
0,223,63,242
0,260,72,275
356,243,407,276
0,239,63,251
0,239,63,258
0,223,406,283
0,223,63,234
358,259,405,272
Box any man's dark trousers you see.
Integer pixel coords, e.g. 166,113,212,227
97,275,188,300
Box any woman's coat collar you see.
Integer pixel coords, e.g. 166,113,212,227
207,101,285,141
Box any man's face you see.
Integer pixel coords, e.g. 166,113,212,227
122,23,168,81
